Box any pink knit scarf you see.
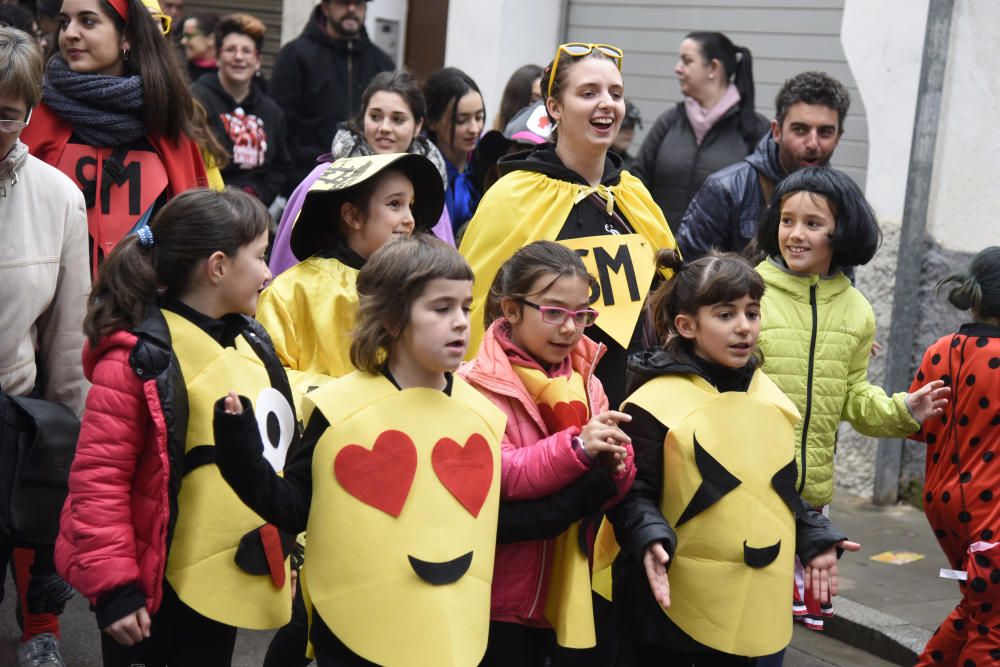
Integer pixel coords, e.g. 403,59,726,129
684,83,741,145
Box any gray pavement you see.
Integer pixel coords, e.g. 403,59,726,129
1,493,951,665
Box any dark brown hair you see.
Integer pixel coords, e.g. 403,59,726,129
83,189,270,344
346,70,427,137
494,63,542,131
93,0,203,140
350,234,474,374
937,246,1000,320
484,240,596,329
648,250,765,358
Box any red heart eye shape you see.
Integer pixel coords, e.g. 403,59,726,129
334,429,417,517
432,433,494,517
538,400,588,433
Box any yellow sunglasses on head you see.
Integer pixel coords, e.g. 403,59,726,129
546,43,624,98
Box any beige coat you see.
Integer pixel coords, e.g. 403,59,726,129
1,142,90,415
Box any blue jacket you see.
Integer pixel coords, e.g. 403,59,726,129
675,132,783,261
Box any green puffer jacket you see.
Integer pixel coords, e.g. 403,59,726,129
757,258,919,507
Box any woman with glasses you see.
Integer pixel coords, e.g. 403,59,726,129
460,42,676,411
0,26,88,667
632,32,768,233
191,13,289,207
19,0,212,279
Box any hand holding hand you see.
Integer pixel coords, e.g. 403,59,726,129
579,410,631,462
103,607,151,646
905,380,950,422
643,541,671,609
804,539,861,604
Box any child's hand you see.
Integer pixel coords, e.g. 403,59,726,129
103,607,151,646
643,541,671,609
579,410,631,462
905,380,950,422
224,390,244,415
804,539,861,604
290,568,298,600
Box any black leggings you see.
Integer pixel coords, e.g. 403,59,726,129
99,583,238,667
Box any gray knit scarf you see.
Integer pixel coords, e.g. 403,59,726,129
0,141,28,198
42,56,145,147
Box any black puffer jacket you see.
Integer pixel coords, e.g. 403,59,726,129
269,6,394,194
632,102,768,234
607,347,847,653
674,131,784,261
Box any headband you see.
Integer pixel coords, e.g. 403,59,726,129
107,0,129,22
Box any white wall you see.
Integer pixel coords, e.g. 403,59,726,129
444,0,562,124
841,0,928,223
925,0,1000,254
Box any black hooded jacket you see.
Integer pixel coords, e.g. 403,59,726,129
607,347,848,653
495,146,652,409
192,73,290,206
269,7,394,194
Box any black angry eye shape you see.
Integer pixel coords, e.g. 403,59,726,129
675,433,800,527
255,387,295,472
675,433,741,527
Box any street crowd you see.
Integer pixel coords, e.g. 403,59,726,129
1,0,999,666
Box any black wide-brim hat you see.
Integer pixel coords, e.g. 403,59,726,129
290,153,445,260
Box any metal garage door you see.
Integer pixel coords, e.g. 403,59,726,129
181,0,283,75
564,0,869,188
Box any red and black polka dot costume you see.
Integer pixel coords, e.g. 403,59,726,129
909,323,1000,667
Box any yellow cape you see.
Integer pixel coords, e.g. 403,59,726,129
458,169,676,358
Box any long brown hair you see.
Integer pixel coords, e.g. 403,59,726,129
98,0,202,140
350,234,474,374
647,250,765,359
83,189,270,344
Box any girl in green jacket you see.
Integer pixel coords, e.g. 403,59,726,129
753,166,949,636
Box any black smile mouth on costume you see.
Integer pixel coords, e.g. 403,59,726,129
408,551,473,585
743,540,781,568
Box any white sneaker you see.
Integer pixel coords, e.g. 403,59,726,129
17,633,66,667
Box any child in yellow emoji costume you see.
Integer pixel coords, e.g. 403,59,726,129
605,251,860,664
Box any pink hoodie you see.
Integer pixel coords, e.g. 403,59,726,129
459,320,635,626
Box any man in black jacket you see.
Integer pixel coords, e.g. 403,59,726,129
269,0,394,195
676,71,851,261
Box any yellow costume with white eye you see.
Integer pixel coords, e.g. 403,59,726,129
626,370,800,657
302,371,506,667
163,311,294,630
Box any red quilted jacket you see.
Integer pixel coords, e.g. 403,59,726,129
459,320,635,626
55,330,172,615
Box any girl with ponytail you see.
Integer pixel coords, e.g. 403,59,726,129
63,189,300,666
906,246,1000,667
632,31,770,231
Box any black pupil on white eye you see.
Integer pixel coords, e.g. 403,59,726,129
266,412,281,448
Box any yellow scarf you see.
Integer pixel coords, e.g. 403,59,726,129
510,362,598,648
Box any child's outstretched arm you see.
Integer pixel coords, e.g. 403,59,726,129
841,318,932,437
606,403,676,609
792,499,861,604
212,391,314,535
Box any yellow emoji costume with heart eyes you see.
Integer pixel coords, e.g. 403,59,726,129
301,370,506,667
162,311,295,629
458,169,676,358
624,370,801,657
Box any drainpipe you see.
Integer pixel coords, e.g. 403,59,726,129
872,0,954,505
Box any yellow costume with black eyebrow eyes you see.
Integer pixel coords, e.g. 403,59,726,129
301,371,506,667
163,311,294,630
625,370,801,657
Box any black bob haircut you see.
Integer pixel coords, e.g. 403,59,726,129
756,166,882,269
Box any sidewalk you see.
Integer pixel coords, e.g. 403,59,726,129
823,494,960,665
